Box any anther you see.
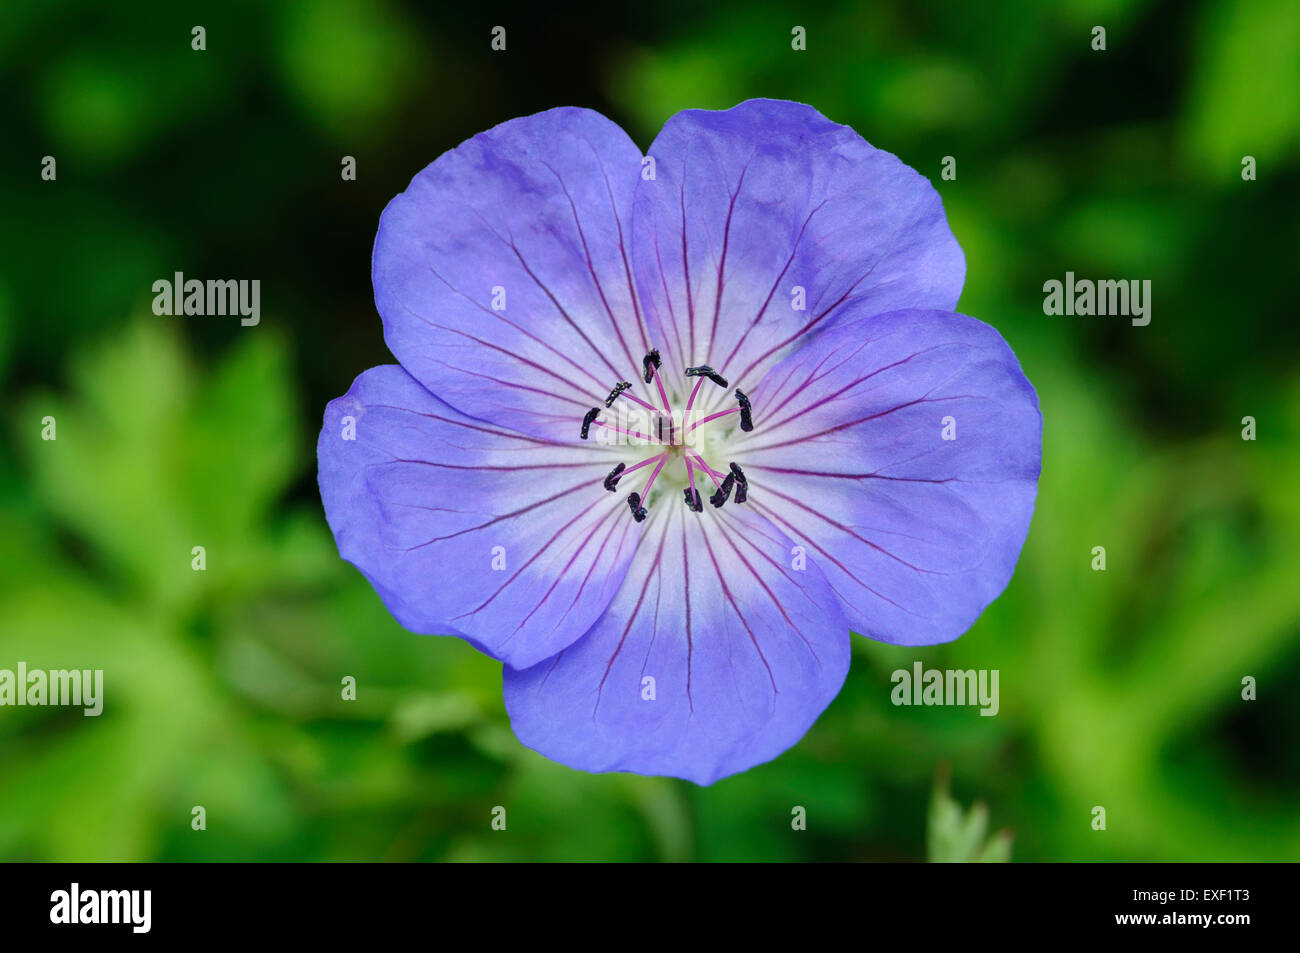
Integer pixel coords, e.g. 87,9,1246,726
683,487,703,512
579,407,600,440
627,491,648,522
603,462,626,492
709,473,735,508
685,365,729,388
735,388,754,432
604,381,632,408
641,349,661,384
729,462,748,503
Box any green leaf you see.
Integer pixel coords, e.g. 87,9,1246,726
927,770,1013,862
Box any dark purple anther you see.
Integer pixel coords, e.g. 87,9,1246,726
685,365,729,388
735,389,753,432
603,462,626,491
729,462,748,503
604,381,632,408
709,473,735,508
641,349,661,384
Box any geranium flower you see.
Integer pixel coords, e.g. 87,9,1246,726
318,100,1041,784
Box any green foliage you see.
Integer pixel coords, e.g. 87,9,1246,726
1183,0,1300,175
928,770,1013,862
276,0,423,140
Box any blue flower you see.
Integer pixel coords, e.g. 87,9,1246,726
318,100,1041,784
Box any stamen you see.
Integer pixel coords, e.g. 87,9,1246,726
685,456,701,512
620,452,668,523
644,349,671,412
735,389,754,432
602,454,664,491
600,381,661,415
585,363,747,520
626,392,660,413
592,420,654,441
655,414,676,446
602,462,626,491
639,453,669,499
603,381,631,408
684,365,729,388
688,452,727,487
641,349,661,384
709,473,735,508
686,406,739,433
729,461,749,503
685,376,706,413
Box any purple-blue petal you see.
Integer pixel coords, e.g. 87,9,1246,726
317,364,640,669
734,307,1041,646
503,503,850,785
372,107,650,442
630,98,965,396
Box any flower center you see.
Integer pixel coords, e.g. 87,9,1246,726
578,349,753,523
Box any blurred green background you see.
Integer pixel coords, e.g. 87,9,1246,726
1,0,1297,861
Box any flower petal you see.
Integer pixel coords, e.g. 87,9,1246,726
630,98,964,405
734,307,1041,646
317,364,640,668
373,107,652,441
503,502,850,785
